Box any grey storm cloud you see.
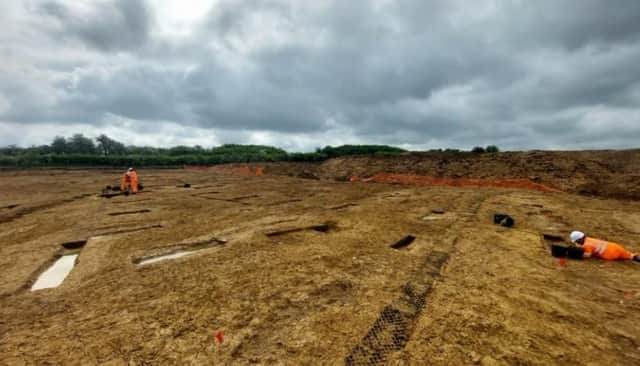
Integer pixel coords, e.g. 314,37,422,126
38,0,152,51
1,0,640,150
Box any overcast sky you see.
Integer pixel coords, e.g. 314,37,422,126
1,0,640,151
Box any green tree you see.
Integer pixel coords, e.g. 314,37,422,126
1,145,20,156
485,145,500,153
96,134,126,156
67,134,96,154
169,145,199,156
126,146,159,155
317,145,405,158
51,136,68,154
471,146,486,153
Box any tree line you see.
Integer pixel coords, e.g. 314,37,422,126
0,134,500,167
0,134,410,167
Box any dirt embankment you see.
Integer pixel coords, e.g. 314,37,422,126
258,150,640,199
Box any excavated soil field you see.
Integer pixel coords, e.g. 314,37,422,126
1,166,640,365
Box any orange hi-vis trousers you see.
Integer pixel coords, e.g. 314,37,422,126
129,172,138,193
583,237,635,260
120,172,139,193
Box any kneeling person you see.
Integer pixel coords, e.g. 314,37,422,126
120,167,139,194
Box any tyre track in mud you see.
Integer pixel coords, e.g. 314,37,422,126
344,189,493,365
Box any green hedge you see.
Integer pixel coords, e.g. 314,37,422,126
0,144,410,167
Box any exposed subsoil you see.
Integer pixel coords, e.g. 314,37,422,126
258,149,640,200
1,159,640,365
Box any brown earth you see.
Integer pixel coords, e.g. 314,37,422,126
1,161,640,365
351,174,561,193
259,149,640,200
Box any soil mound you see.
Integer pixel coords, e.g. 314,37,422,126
351,173,561,192
256,149,640,199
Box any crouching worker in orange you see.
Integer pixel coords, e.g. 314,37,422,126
570,231,640,262
120,167,139,194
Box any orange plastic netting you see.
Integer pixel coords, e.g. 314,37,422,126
350,173,561,193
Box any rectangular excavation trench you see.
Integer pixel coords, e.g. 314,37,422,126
192,185,215,190
95,224,163,237
134,238,226,266
31,254,79,291
108,209,151,216
192,194,260,204
266,199,304,206
191,195,242,203
542,233,565,242
422,210,448,221
328,203,359,210
62,240,88,250
109,199,152,205
30,239,88,291
391,235,416,249
192,190,221,196
265,222,334,237
137,251,194,265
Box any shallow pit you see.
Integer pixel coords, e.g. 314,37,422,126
391,235,416,249
311,224,331,233
328,203,358,210
108,209,151,216
134,238,226,266
136,250,195,266
95,224,163,237
110,199,152,205
267,199,304,206
422,215,440,221
542,233,565,242
61,240,87,250
31,254,78,291
266,222,335,237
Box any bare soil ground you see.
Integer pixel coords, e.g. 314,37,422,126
262,149,640,200
1,166,640,365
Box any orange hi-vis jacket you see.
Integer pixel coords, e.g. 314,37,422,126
582,237,634,260
129,171,139,193
120,171,139,193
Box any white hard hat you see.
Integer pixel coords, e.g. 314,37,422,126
128,167,133,171
570,231,585,243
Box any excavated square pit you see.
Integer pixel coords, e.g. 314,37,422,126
134,238,227,266
31,254,78,291
136,250,196,266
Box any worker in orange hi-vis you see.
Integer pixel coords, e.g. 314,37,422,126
128,168,139,193
120,167,139,194
570,231,640,261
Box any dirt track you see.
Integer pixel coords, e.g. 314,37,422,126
1,168,640,365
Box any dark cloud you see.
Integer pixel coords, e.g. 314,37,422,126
2,0,640,150
38,0,151,51
502,0,640,50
